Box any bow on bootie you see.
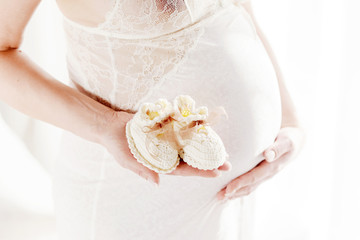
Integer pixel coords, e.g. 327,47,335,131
125,95,229,174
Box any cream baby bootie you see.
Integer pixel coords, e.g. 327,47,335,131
172,95,228,170
125,99,180,174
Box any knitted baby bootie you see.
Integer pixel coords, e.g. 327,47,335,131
172,95,228,170
126,99,180,173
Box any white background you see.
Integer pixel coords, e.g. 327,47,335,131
0,0,359,239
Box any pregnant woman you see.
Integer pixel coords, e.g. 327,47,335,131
0,0,305,239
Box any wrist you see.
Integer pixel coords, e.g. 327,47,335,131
281,115,302,128
96,109,134,148
93,108,121,145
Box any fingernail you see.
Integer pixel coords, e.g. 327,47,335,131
154,178,160,187
265,150,275,162
220,197,228,203
225,188,236,196
146,176,157,186
226,162,232,171
218,195,228,202
224,193,232,198
226,188,236,196
151,178,159,187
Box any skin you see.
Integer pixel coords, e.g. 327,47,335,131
0,0,232,186
0,0,304,191
216,1,306,201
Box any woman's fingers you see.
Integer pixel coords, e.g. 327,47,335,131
263,136,292,162
126,158,160,185
263,126,306,163
112,143,161,185
218,161,232,171
217,184,257,201
120,156,160,185
224,160,270,196
217,154,290,201
216,188,227,200
116,111,234,181
215,127,306,202
228,182,261,199
217,177,262,201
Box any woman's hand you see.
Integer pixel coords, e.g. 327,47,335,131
100,110,232,186
216,126,306,201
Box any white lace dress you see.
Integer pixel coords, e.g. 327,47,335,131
51,0,282,239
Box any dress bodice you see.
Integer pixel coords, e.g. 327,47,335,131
53,2,285,239
61,0,249,112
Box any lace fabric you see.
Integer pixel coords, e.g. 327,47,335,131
53,1,283,239
62,0,249,112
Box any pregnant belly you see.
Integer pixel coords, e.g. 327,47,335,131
143,4,283,181
52,6,282,238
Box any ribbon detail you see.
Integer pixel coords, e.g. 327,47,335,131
142,106,228,160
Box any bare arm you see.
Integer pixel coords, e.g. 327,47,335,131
0,49,121,142
0,0,160,184
240,1,301,128
216,1,306,201
0,0,116,144
0,0,230,184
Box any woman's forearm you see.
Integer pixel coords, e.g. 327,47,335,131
241,2,301,127
0,48,116,144
255,27,301,127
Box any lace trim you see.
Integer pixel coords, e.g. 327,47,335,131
61,0,224,40
63,19,208,112
132,26,205,111
97,0,119,29
61,1,238,113
125,120,180,174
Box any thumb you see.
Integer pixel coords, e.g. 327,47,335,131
146,170,160,186
134,163,160,185
264,148,276,162
263,137,290,162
